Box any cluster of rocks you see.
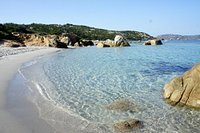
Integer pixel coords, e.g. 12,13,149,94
144,39,163,45
1,32,165,49
15,33,76,48
105,64,200,131
1,33,92,48
105,99,142,132
1,33,133,49
96,35,130,48
163,63,200,108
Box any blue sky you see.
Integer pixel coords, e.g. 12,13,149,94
0,0,199,36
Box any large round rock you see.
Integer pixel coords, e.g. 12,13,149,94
163,63,200,108
114,35,130,47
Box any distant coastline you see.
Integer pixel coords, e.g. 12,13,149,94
157,34,200,40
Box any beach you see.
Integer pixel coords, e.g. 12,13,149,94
1,41,200,133
15,41,200,133
0,46,103,133
1,0,199,132
0,47,59,133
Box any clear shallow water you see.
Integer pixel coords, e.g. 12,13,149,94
19,40,200,132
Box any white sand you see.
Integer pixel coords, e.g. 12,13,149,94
0,47,59,133
0,46,46,58
0,47,106,133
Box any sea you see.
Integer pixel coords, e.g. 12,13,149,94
10,40,200,133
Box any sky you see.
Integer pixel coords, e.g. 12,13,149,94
0,0,200,36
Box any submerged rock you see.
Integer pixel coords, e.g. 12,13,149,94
113,118,141,132
144,39,163,45
105,99,137,112
163,63,200,108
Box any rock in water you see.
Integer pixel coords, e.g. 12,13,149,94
96,42,110,48
113,119,141,132
114,35,130,47
96,35,130,48
54,41,68,48
144,39,163,45
163,63,200,108
105,99,137,112
60,36,70,44
80,40,94,47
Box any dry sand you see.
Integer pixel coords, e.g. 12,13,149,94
0,47,59,133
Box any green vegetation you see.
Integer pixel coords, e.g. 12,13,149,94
0,23,153,41
0,24,24,42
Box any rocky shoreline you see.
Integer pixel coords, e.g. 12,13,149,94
1,33,133,48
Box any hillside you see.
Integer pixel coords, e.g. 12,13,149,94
157,34,200,40
0,23,153,41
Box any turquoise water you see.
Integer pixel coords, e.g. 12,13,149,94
19,40,200,132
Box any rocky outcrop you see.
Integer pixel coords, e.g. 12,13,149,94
67,34,80,46
114,35,130,47
96,42,110,48
96,35,130,48
144,39,163,45
80,40,94,47
1,39,26,47
59,36,70,44
105,39,116,47
16,34,69,48
19,34,46,46
113,118,141,132
54,41,68,48
163,63,200,108
105,99,137,112
6,33,130,48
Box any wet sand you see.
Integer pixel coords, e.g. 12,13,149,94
0,47,59,133
0,47,106,133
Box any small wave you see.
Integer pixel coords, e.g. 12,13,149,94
34,82,52,101
17,69,27,80
20,59,38,69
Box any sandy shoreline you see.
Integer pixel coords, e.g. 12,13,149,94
0,47,105,133
0,47,60,133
